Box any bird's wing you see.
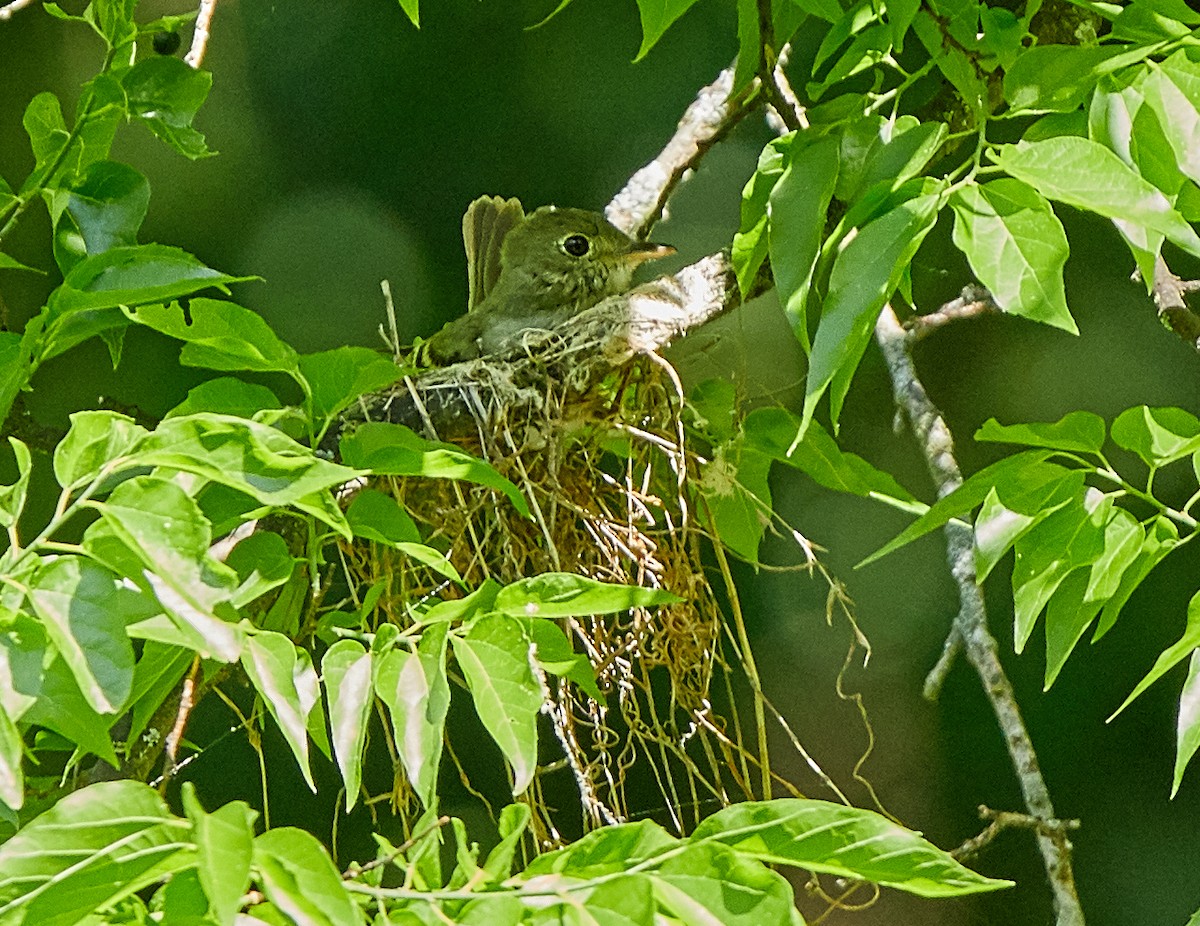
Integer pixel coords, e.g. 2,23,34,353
463,195,525,311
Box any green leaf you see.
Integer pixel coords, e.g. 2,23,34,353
734,0,760,92
122,57,213,159
0,253,41,273
950,179,1075,333
700,436,772,563
732,135,791,297
0,609,47,723
976,411,1106,454
694,798,1011,897
374,623,450,808
1111,405,1200,467
182,783,256,926
0,328,34,427
1012,491,1110,652
21,648,119,764
298,346,404,427
52,161,150,276
652,842,796,926
522,617,603,700
0,705,20,812
53,409,147,491
85,475,244,663
241,631,320,790
973,472,1085,582
126,642,193,745
452,614,542,794
1172,649,1200,797
27,557,138,715
0,438,33,530
421,578,500,624
742,407,919,507
1140,53,1200,187
396,542,463,583
522,819,677,876
225,531,296,609
993,137,1200,259
398,0,419,27
166,377,283,419
1004,44,1149,113
1111,589,1200,721
769,137,839,349
345,488,421,545
1095,515,1179,640
129,299,299,377
253,828,360,926
22,92,70,188
481,803,532,883
858,450,1060,568
633,0,701,60
495,572,682,618
0,781,191,926
804,189,942,432
322,640,375,811
341,422,530,517
1043,570,1103,690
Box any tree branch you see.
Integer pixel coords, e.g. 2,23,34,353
0,0,36,22
904,283,1000,341
184,0,218,69
874,305,1085,926
1143,256,1200,351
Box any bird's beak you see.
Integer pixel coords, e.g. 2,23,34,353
624,241,676,265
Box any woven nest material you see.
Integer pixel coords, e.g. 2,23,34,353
336,298,846,843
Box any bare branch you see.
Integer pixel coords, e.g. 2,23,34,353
0,0,37,22
954,805,1081,862
905,283,1000,341
185,0,218,69
1140,256,1200,351
606,66,757,241
875,305,1085,926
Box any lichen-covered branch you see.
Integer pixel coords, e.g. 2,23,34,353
1147,256,1200,351
875,305,1085,926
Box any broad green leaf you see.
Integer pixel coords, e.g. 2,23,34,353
85,475,244,663
139,414,361,534
341,422,529,517
1173,650,1200,797
950,179,1075,332
53,409,147,491
0,781,191,926
495,572,682,617
0,704,20,811
421,578,501,624
122,56,213,159
1012,491,1111,652
52,160,150,276
346,488,421,544
166,377,283,419
804,189,942,432
693,798,1012,897
1095,515,1179,640
374,624,449,807
298,346,404,426
0,328,34,426
732,135,791,297
182,783,256,926
241,631,320,790
225,531,295,609
769,137,839,349
0,609,47,724
22,92,70,188
1111,589,1200,721
699,437,772,563
1113,1,1194,40
1141,53,1200,187
993,137,1200,259
0,438,32,529
1111,405,1200,467
687,378,738,444
633,0,702,60
1004,44,1149,112
396,542,463,583
973,472,1084,582
522,819,678,876
859,450,1059,568
322,640,374,810
1083,505,1144,603
27,557,138,715
975,411,1106,454
129,299,299,377
521,617,603,700
742,406,919,508
1043,570,1104,690
652,842,796,926
734,0,760,92
0,253,40,273
21,648,118,764
858,119,948,198
127,642,193,744
452,614,542,794
253,828,360,926
399,0,419,27
482,803,532,883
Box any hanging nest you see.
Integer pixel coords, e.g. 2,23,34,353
334,259,842,842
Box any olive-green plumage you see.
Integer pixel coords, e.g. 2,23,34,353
423,198,673,365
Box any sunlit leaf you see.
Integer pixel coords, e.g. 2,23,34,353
323,640,374,810
633,0,702,60
181,783,256,926
495,572,682,618
976,412,1106,454
1173,650,1200,797
253,827,360,926
241,632,320,790
1111,589,1200,721
652,842,796,926
1111,405,1200,467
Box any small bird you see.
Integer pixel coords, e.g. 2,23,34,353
420,197,675,365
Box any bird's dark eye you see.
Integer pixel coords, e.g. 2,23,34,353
562,234,590,257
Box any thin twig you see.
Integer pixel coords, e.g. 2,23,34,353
0,0,36,22
606,65,758,241
874,305,1085,926
184,0,218,68
161,655,203,785
904,283,1000,341
953,804,1081,862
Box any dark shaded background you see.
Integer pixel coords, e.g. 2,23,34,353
3,1,1200,923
